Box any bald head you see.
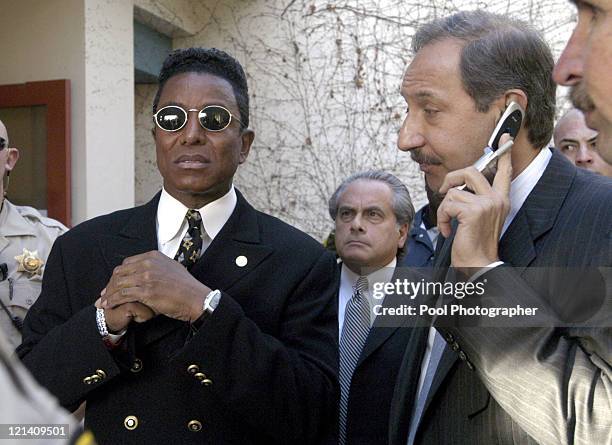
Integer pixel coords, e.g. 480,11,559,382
554,109,612,177
0,119,8,146
0,118,20,202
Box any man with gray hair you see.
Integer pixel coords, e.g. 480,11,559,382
329,170,415,445
390,10,611,445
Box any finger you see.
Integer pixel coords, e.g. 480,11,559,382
437,199,471,238
103,286,147,309
444,187,479,204
126,302,156,322
121,250,165,267
440,166,492,195
492,149,513,197
94,298,102,309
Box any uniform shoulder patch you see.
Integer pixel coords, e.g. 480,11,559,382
17,205,68,232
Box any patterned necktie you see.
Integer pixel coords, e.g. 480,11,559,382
339,276,371,445
174,209,204,269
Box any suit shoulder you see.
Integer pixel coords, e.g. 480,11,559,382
571,169,612,204
58,205,143,241
256,211,327,254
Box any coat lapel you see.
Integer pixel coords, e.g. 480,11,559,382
188,190,273,291
138,190,273,346
356,267,425,368
98,194,160,273
499,150,575,267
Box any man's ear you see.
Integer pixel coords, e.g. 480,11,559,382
239,129,255,164
5,148,19,172
397,222,409,248
502,89,528,116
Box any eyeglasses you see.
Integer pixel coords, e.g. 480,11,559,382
153,105,244,132
0,137,6,150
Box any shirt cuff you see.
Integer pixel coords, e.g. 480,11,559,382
469,261,504,282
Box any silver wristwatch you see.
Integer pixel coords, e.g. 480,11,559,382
203,289,221,315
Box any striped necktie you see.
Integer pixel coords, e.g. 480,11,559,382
174,209,203,269
339,276,371,444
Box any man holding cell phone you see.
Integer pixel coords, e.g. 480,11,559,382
390,10,612,445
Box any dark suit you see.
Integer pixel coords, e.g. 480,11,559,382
18,190,339,445
390,150,612,445
341,265,414,445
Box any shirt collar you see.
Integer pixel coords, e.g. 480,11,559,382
502,147,552,235
157,186,237,243
341,257,397,291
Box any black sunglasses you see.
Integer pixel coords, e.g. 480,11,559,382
153,105,243,132
0,137,6,150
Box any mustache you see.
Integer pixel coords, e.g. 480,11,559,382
410,149,443,166
570,84,595,113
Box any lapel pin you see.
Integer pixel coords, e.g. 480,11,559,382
15,248,45,277
235,255,248,267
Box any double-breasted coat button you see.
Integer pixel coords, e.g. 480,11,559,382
83,376,92,385
95,369,106,380
124,415,138,430
444,332,455,343
451,342,460,352
194,372,213,386
187,364,200,374
130,359,143,373
187,420,202,432
458,351,467,362
466,360,475,371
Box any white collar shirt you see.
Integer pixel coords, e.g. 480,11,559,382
156,185,237,259
338,258,396,335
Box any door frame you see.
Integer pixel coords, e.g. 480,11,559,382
0,79,71,225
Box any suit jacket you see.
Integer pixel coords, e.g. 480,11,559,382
398,205,434,269
18,190,340,445
389,150,612,445
342,265,414,445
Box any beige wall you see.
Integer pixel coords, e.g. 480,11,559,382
134,0,575,241
0,0,86,224
84,0,135,220
0,0,134,225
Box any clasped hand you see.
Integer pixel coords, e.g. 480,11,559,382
95,251,210,333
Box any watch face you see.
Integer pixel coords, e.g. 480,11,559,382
205,290,221,313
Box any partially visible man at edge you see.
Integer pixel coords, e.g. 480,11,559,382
554,108,612,176
18,47,338,445
554,0,612,163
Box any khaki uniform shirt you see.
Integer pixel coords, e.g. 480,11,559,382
0,332,83,444
0,200,67,350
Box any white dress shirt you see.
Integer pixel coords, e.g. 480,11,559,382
156,185,237,259
338,258,396,335
414,147,553,397
104,186,238,343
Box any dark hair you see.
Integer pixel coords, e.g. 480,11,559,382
413,10,556,149
329,170,415,258
153,47,249,128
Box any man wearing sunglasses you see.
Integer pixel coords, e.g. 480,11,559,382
19,48,339,445
0,119,67,350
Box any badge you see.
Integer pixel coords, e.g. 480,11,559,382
15,248,45,277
